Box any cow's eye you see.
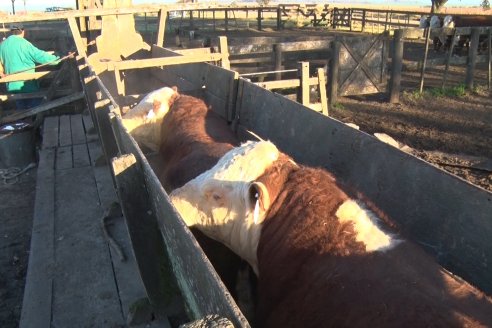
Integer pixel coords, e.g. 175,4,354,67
248,184,260,209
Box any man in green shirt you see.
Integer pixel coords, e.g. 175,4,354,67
0,24,60,109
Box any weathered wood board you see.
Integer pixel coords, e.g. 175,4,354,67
235,78,492,295
337,33,388,95
110,115,249,327
150,45,239,121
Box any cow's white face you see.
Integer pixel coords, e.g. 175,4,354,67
124,86,178,120
170,140,280,274
122,86,178,151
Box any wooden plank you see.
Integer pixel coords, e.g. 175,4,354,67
317,67,328,116
114,69,125,96
218,36,230,69
0,88,73,102
0,92,85,125
70,114,86,145
68,17,87,58
59,115,72,147
82,111,98,143
72,143,90,168
150,48,238,120
56,146,73,170
42,116,59,149
297,61,310,106
235,79,492,295
108,54,225,71
19,149,55,328
255,79,300,89
0,71,55,83
156,9,167,47
89,142,171,324
52,166,124,326
111,117,249,327
111,153,182,320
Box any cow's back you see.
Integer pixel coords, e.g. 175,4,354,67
256,166,492,327
158,95,238,190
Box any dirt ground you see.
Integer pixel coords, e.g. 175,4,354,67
330,58,492,192
0,169,36,328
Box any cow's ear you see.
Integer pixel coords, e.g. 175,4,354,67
249,182,270,217
152,99,162,114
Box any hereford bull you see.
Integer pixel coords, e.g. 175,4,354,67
121,86,178,152
157,93,239,190
156,92,247,299
171,140,492,327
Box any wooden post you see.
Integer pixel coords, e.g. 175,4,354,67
218,36,230,70
381,31,390,86
442,29,457,89
68,17,87,58
273,44,283,81
419,26,431,93
317,67,328,116
225,10,228,32
389,29,403,103
297,62,310,106
488,28,491,91
156,9,167,47
277,6,282,30
257,9,262,31
114,69,125,96
465,27,480,90
329,40,340,107
189,10,194,30
362,9,366,32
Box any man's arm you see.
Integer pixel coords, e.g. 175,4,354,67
27,41,60,65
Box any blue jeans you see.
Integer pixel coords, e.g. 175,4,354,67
15,98,42,110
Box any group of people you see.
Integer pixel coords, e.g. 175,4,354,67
0,24,61,111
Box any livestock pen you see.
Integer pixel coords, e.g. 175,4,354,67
1,2,491,327
77,4,492,326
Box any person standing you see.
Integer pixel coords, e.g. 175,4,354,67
0,24,60,110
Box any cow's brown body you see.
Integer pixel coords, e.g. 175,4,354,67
157,94,244,297
255,163,492,327
158,94,239,190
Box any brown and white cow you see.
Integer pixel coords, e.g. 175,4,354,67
121,86,179,152
171,140,492,327
157,93,239,191
155,92,248,298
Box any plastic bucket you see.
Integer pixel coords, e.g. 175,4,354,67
0,122,35,168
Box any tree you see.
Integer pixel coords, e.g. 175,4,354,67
11,0,15,14
430,0,448,13
481,0,491,10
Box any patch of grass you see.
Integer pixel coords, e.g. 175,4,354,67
427,84,467,98
403,90,424,102
331,102,345,110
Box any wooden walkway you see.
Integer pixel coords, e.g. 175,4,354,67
19,112,169,327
